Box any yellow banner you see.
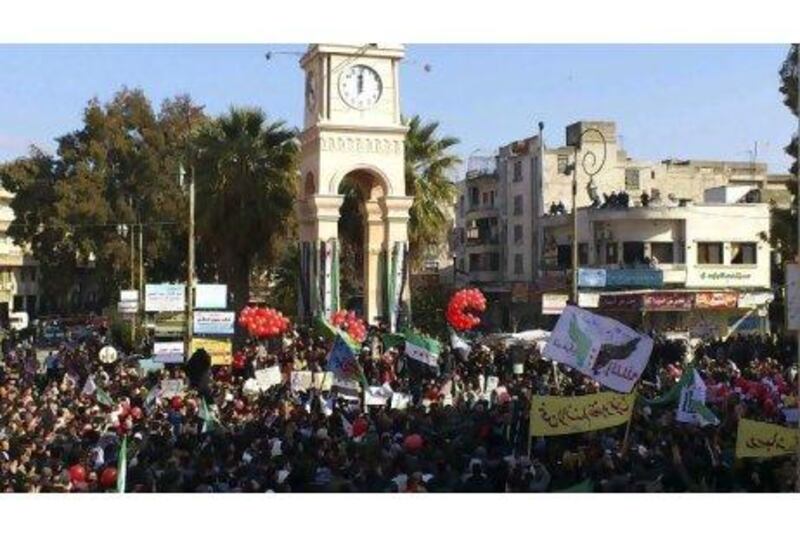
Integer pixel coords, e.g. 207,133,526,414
191,338,232,366
735,418,799,458
530,392,636,436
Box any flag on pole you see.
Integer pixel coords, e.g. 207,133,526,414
96,387,114,408
644,366,694,406
403,330,441,368
450,329,471,358
200,398,223,433
326,334,365,383
676,370,720,427
116,436,127,493
382,332,405,350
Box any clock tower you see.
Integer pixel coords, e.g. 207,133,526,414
297,44,413,329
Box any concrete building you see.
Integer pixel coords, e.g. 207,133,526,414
453,120,785,336
0,186,39,325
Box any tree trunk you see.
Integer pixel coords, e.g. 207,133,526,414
230,256,251,349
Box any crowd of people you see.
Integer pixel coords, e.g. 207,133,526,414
0,319,797,493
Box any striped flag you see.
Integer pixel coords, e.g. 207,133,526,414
326,334,364,383
96,387,114,408
200,398,223,433
403,330,441,368
116,436,127,493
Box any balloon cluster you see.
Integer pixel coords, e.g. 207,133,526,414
446,288,487,331
238,306,291,338
330,310,367,343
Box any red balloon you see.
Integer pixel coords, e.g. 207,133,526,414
403,434,424,453
352,417,368,438
69,464,87,483
170,396,183,410
130,406,143,420
100,467,117,488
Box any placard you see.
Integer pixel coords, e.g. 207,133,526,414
542,293,568,315
196,284,227,309
312,371,333,391
154,312,186,337
390,392,412,410
145,284,186,312
193,311,235,335
191,337,232,366
159,379,185,399
153,341,184,364
290,370,313,392
530,392,636,436
735,418,799,458
255,366,282,391
117,301,139,314
366,385,393,406
120,290,139,302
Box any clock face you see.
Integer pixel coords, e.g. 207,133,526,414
338,64,382,110
305,72,316,112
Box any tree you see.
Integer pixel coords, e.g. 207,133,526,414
193,107,297,316
404,115,460,268
0,88,204,312
775,44,799,262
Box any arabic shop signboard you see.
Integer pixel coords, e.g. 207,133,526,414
735,418,799,458
577,292,600,308
642,292,693,312
153,341,184,364
737,292,773,309
541,293,568,315
529,391,636,436
694,291,738,310
154,313,186,337
578,268,606,288
145,284,186,312
599,293,643,311
195,284,227,309
578,268,663,288
193,311,235,335
689,267,764,288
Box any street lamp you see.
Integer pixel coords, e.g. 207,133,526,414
565,127,607,305
179,162,196,358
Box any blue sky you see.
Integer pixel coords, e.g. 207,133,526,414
0,44,795,174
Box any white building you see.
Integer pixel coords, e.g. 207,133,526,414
539,198,772,338
453,120,785,335
0,186,39,324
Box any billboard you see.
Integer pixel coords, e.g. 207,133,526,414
145,284,185,312
195,284,227,309
193,311,235,335
153,341,184,364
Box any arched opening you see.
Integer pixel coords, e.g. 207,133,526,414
337,169,387,320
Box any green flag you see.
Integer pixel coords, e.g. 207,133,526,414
402,329,441,368
200,398,223,433
643,366,694,407
96,387,114,408
116,437,127,493
382,332,405,350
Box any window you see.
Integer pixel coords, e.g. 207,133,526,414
488,253,500,271
513,195,523,215
470,187,479,207
557,154,569,174
469,253,480,272
623,242,646,265
578,243,589,265
482,192,489,205
513,160,523,182
489,190,495,206
650,242,675,264
458,259,465,272
557,245,572,268
697,242,723,265
731,242,757,265
625,168,641,191
513,224,523,244
605,242,619,265
514,254,523,274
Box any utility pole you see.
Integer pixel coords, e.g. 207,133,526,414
130,225,136,347
571,145,579,305
184,162,196,358
138,219,144,353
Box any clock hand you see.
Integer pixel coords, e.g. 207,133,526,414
357,72,364,94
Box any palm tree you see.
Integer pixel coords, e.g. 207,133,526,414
404,115,461,267
194,107,297,314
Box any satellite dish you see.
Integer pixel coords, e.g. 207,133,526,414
98,345,118,364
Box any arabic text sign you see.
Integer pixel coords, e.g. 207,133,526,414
191,338,232,366
159,379,185,399
606,268,663,288
193,311,235,335
153,341,184,364
255,366,282,391
694,291,738,310
145,284,186,312
735,418,799,458
195,284,227,309
530,392,636,436
543,306,653,393
542,293,568,315
290,370,313,392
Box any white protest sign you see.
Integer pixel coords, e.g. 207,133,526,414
290,371,313,392
485,376,499,394
313,371,333,391
390,392,411,410
159,379,185,399
365,384,393,406
145,284,185,312
543,305,653,393
153,341,184,364
332,375,361,401
255,366,282,391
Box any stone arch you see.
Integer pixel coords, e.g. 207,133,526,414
327,163,393,198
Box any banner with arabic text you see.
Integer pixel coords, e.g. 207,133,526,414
530,391,636,436
735,418,799,458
